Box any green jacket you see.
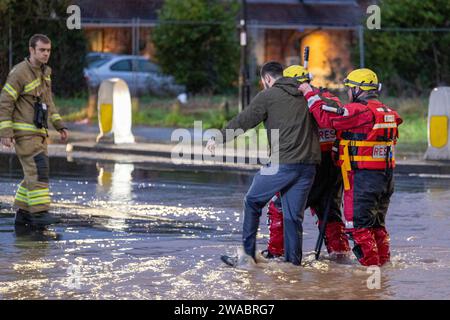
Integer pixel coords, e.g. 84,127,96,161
221,77,321,164
0,58,65,138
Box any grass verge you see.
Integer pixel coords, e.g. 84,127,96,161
57,94,428,152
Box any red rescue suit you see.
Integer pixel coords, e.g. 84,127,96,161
304,91,402,266
266,90,350,258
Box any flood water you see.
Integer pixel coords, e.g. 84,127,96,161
0,155,449,300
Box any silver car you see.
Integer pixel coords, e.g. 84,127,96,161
85,52,117,68
84,55,186,96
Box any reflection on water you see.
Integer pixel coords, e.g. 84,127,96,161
0,156,449,300
97,163,134,203
97,163,134,231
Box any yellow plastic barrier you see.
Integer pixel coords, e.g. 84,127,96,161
425,87,450,160
429,115,448,148
96,78,135,144
99,103,113,134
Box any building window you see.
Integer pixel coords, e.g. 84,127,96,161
86,29,104,52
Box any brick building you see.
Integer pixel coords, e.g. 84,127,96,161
76,0,367,88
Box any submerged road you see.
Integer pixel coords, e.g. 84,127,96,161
0,155,449,299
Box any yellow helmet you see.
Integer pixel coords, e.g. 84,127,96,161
283,65,312,83
344,68,381,91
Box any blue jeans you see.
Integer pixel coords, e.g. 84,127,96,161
242,163,316,265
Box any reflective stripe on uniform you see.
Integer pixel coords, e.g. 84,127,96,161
28,189,50,198
12,122,46,134
24,79,41,93
372,123,398,129
339,155,395,162
342,141,395,147
15,185,29,203
28,197,51,206
307,94,322,108
2,83,19,100
15,187,51,206
15,194,28,203
44,75,51,82
17,186,28,195
0,120,13,130
51,114,62,122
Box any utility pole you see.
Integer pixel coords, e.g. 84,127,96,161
9,15,13,71
131,18,140,110
358,25,365,68
238,0,250,112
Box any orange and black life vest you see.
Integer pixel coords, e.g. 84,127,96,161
333,100,400,190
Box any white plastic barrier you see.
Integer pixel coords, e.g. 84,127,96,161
425,87,450,160
96,78,135,144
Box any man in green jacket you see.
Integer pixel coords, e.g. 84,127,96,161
207,61,320,266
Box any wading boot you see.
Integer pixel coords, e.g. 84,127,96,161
28,211,61,228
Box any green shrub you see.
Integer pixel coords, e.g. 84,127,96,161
362,0,450,96
152,0,239,94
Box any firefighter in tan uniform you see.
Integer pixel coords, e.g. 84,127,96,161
0,34,68,227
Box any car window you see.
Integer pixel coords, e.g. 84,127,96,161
88,58,111,69
110,59,132,72
137,60,161,73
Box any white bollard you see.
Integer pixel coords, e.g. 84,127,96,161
96,78,135,144
425,87,450,160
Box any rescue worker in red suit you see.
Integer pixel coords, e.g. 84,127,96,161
298,68,402,266
263,65,350,259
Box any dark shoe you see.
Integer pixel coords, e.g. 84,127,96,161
221,253,257,267
15,209,32,226
28,211,61,228
221,255,238,267
15,224,61,241
261,249,281,259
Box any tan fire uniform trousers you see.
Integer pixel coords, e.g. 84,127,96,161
13,135,51,213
